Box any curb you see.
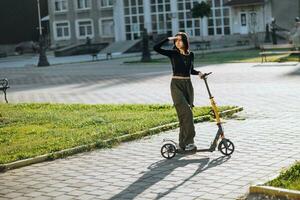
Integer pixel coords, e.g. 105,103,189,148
0,106,243,173
249,185,300,200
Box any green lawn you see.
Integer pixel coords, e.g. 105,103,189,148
124,49,299,64
194,50,299,63
0,103,236,164
266,161,300,191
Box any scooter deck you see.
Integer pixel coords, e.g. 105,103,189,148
176,148,197,154
176,147,215,154
163,139,215,154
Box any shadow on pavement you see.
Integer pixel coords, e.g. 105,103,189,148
109,155,231,200
286,65,300,76
3,67,172,93
2,60,207,93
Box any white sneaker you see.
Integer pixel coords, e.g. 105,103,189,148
185,143,197,151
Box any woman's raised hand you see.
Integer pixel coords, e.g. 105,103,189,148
168,36,176,40
168,36,178,41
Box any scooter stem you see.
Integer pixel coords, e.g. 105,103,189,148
203,75,221,124
210,98,221,124
203,78,213,99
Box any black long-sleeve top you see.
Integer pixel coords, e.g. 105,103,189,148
153,38,200,77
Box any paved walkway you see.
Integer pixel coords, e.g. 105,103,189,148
1,59,300,200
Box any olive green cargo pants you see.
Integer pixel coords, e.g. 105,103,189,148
170,79,196,149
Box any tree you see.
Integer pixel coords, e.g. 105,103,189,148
191,1,211,19
264,23,271,43
191,1,211,41
0,0,48,44
249,12,259,48
141,28,151,62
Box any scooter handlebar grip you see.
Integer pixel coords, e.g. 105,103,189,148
202,72,212,78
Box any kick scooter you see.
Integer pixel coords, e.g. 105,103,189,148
161,72,235,159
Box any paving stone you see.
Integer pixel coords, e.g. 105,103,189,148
2,192,23,198
7,197,29,200
44,191,65,197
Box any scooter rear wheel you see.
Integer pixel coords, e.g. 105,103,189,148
218,139,234,156
161,143,176,159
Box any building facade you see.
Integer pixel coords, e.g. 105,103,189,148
48,0,300,48
48,0,115,48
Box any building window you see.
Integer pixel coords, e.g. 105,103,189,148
76,19,94,39
99,18,114,37
207,0,231,36
54,21,71,40
76,0,91,9
150,0,172,36
100,0,113,7
54,0,67,12
124,0,144,40
177,0,201,37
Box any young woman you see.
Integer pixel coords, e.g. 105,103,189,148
153,32,203,151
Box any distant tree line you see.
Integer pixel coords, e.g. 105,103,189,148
0,0,48,44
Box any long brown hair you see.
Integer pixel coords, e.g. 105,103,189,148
173,32,190,54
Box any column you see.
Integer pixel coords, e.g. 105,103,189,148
171,0,179,35
113,0,126,41
143,0,152,33
202,17,208,37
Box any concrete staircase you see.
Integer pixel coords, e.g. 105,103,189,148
54,43,108,57
100,39,141,54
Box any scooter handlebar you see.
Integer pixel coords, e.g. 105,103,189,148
201,72,212,79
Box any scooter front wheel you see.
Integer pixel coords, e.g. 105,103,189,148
218,139,234,156
161,143,176,159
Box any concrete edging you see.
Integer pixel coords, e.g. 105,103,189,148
0,106,243,173
249,185,300,200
